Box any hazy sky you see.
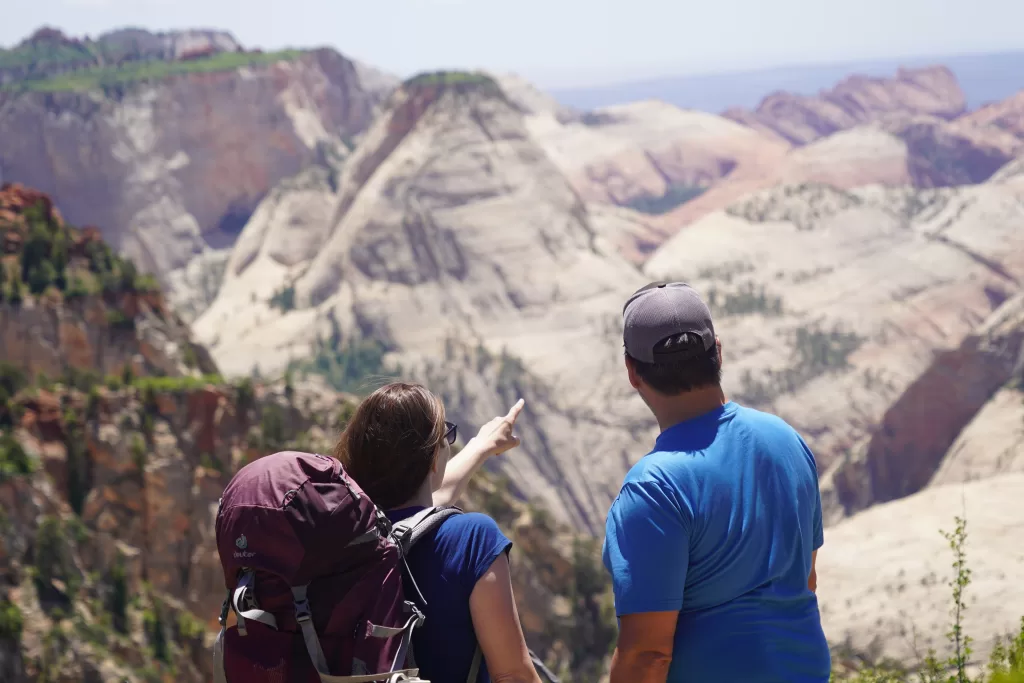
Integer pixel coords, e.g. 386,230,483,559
2,0,1022,87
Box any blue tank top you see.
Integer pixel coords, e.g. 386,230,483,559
386,506,512,683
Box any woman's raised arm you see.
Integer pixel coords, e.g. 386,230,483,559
433,399,525,507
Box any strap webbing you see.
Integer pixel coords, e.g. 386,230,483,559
292,584,427,683
310,670,424,683
465,645,482,683
293,584,331,674
388,612,425,673
391,506,464,556
347,527,382,548
233,570,278,633
392,506,465,610
531,649,560,682
213,592,230,683
369,622,410,638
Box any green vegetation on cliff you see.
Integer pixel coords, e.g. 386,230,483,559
5,48,305,93
736,320,865,405
1,186,160,304
0,28,305,94
0,30,96,73
625,184,706,215
403,70,498,89
288,316,397,395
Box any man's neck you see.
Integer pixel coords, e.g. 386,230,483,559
649,385,728,433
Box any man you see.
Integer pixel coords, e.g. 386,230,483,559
602,282,830,683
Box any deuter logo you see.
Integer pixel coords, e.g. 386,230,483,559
234,534,255,559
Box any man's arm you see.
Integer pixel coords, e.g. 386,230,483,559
604,480,692,683
610,612,678,683
803,434,824,595
808,549,818,593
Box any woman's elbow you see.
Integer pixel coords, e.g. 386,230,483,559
491,670,542,683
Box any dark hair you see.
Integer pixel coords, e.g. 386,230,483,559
333,382,447,509
626,332,722,395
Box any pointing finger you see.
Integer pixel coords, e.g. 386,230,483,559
506,398,525,422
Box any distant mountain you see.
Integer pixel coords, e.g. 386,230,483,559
530,66,1023,259
548,50,1024,114
0,27,399,321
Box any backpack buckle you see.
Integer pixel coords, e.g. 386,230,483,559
293,597,312,623
391,524,412,553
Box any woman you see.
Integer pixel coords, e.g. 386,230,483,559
334,381,542,683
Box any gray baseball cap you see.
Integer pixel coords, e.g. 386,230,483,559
622,282,716,363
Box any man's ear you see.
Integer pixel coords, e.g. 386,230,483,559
715,337,723,366
624,355,641,390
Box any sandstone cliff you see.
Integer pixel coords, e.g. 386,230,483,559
194,72,658,533
0,28,396,314
644,163,1024,522
723,66,968,145
817,473,1024,667
515,67,1021,259
0,182,215,381
959,90,1024,140
521,97,791,258
825,292,1024,518
639,110,1024,244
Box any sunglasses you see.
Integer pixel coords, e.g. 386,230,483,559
444,421,457,446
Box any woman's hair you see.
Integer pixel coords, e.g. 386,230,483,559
333,382,447,509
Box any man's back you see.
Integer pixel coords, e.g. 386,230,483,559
602,401,831,682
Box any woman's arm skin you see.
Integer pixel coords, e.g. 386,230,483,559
469,553,542,683
434,399,525,507
433,437,492,507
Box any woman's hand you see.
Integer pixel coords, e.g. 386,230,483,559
471,398,525,457
433,398,526,508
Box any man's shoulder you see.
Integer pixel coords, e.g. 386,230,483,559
730,402,799,431
730,403,811,447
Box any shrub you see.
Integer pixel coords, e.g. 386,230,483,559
625,184,706,215
234,377,256,419
836,515,1024,682
143,601,170,663
33,516,81,600
0,597,23,640
269,285,296,312
568,537,618,678
291,322,394,396
63,410,90,514
259,404,287,453
0,432,34,480
108,550,129,634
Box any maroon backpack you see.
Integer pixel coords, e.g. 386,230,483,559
210,450,464,683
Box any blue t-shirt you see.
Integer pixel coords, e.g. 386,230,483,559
385,506,512,683
602,401,830,683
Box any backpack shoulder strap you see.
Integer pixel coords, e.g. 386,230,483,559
391,505,464,555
